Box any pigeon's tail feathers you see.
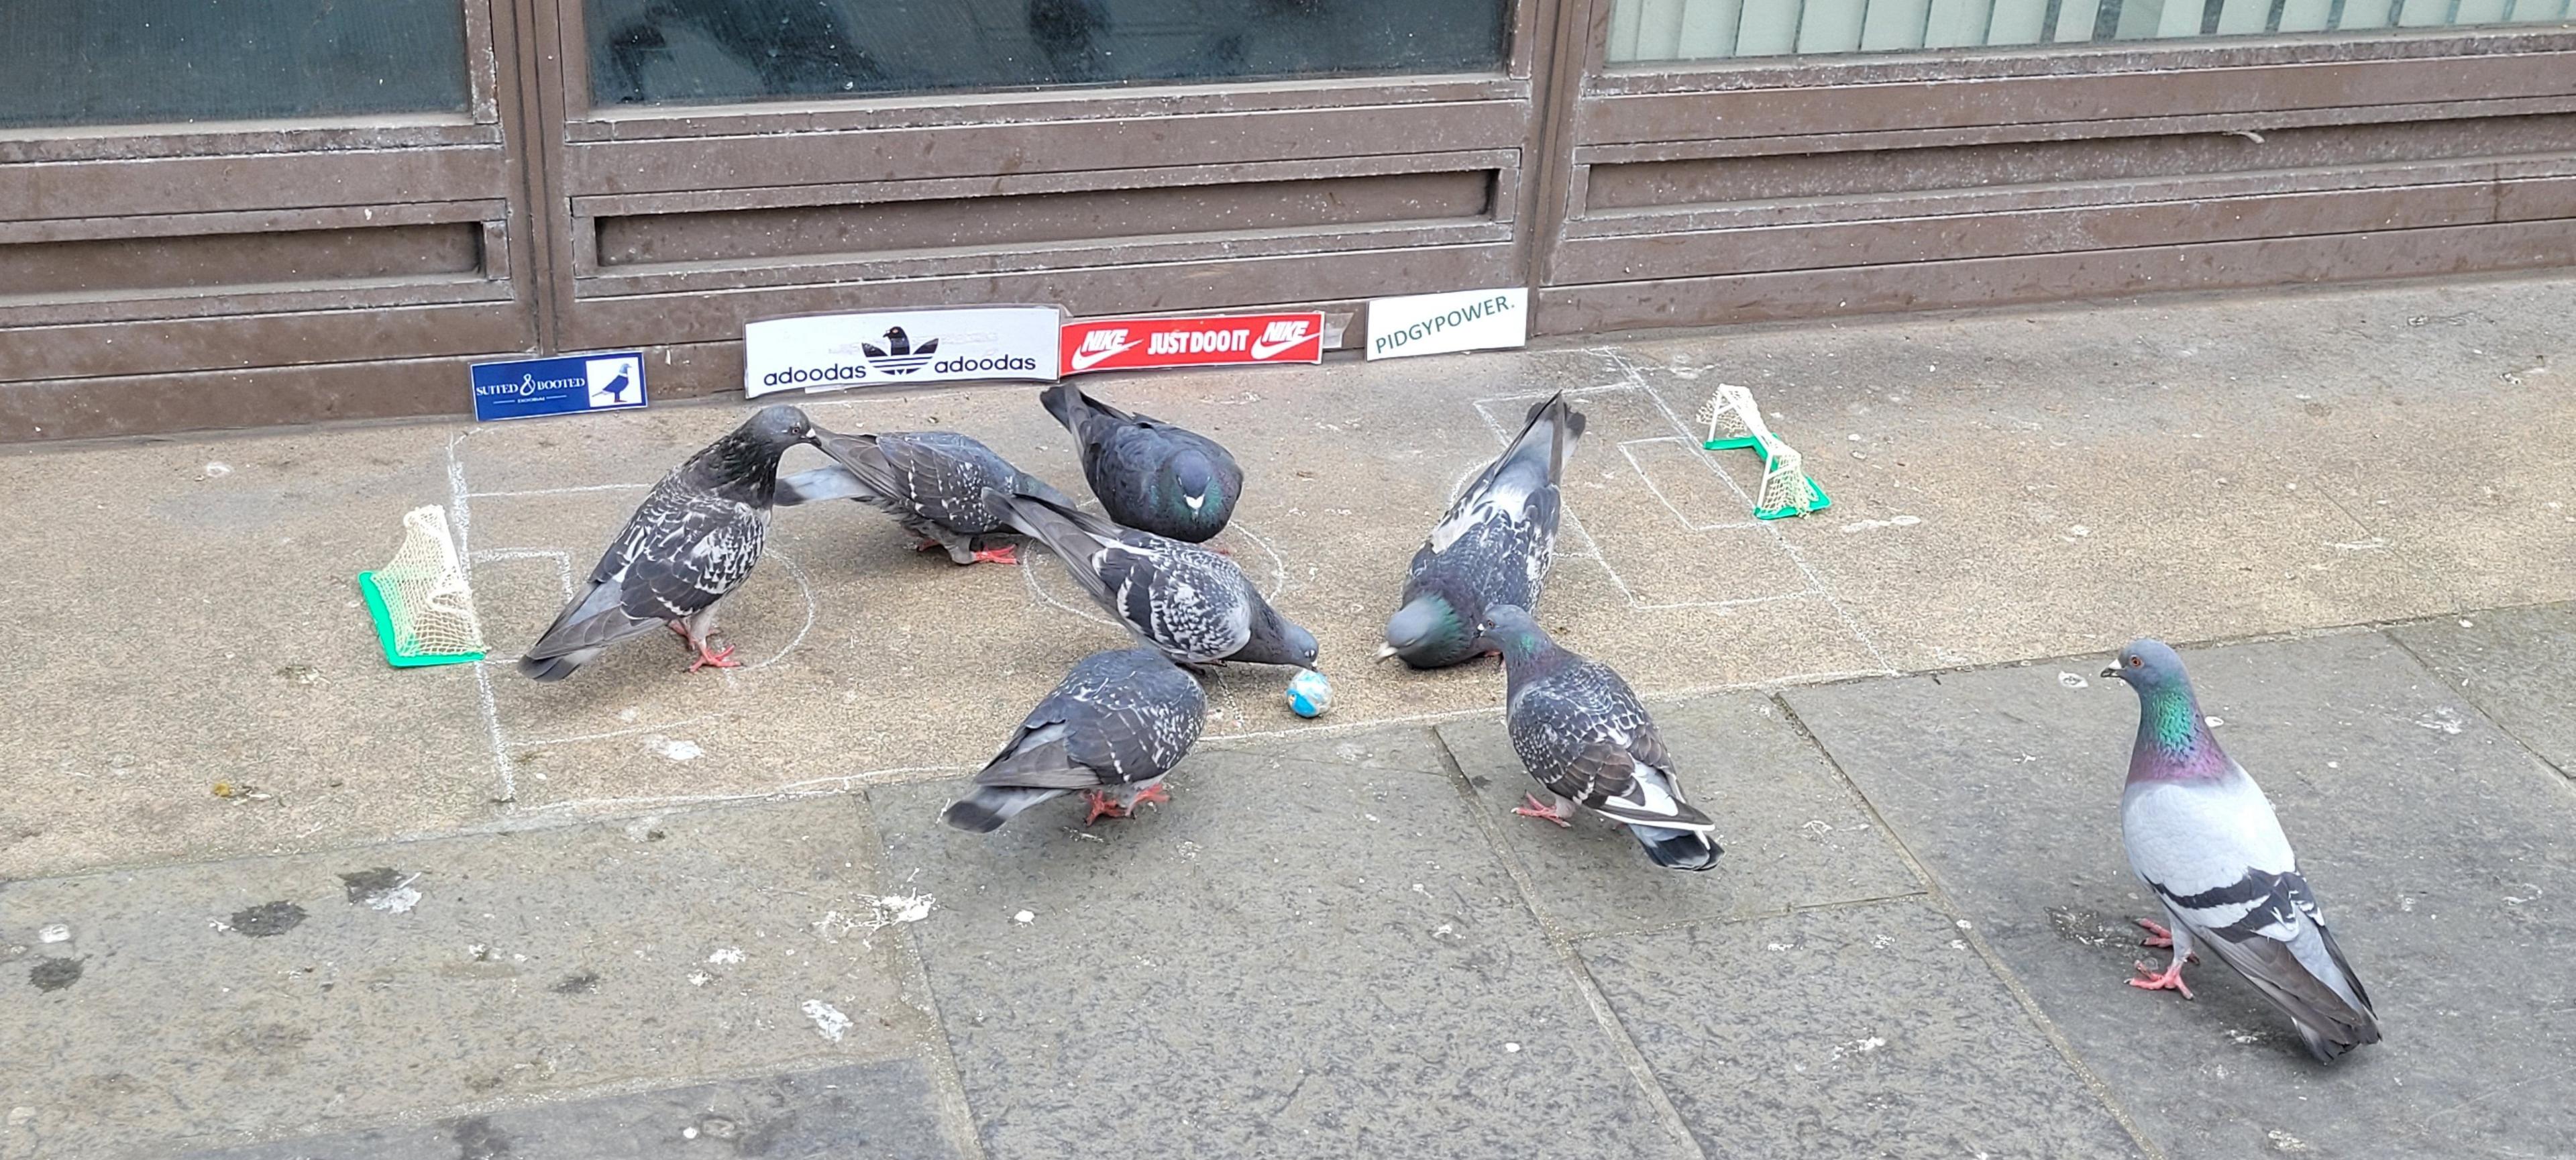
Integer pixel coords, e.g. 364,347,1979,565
515,647,602,682
1522,392,1588,445
810,432,908,504
1016,470,1080,512
775,465,876,508
2194,916,2380,1061
941,786,1067,833
1586,758,1718,834
992,487,1124,547
1040,383,1127,432
519,578,663,676
1630,824,1723,872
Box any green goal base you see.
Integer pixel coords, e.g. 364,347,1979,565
1703,436,1832,521
358,571,486,668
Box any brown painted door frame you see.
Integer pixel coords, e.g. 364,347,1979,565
1529,10,2576,333
516,0,1578,401
0,0,545,439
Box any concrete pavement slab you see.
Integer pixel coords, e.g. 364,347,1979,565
0,797,942,1159
869,726,1701,1160
1578,898,2146,1159
174,1059,955,1160
1434,692,1919,937
1784,631,2576,1159
2390,602,2576,778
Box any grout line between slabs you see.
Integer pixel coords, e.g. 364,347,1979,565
1767,691,2174,1160
851,789,994,1160
2381,628,2575,786
1418,723,1713,1160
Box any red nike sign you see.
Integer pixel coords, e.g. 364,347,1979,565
1059,313,1326,374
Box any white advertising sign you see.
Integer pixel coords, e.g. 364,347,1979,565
1364,287,1528,361
744,306,1064,397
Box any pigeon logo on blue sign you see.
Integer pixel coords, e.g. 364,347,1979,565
471,352,650,423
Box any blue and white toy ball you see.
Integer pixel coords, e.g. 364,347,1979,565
1287,668,1334,719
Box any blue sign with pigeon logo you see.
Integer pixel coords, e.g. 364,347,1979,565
470,352,649,422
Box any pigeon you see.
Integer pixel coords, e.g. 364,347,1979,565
995,488,1317,668
517,405,820,682
2105,638,2380,1062
776,429,1076,566
942,647,1207,831
1381,392,1585,669
1477,605,1721,872
1040,383,1244,542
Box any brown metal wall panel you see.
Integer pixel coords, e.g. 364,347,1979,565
1,223,486,299
594,170,1499,268
1582,114,2576,211
0,354,503,441
564,101,1533,196
1548,176,2576,282
1534,219,2576,333
0,303,533,382
0,147,515,221
1576,52,2576,145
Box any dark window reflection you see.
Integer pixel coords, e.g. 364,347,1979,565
0,0,471,129
589,0,1511,106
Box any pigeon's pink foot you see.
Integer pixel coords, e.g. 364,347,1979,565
1083,790,1130,825
2135,918,2175,949
1212,545,1236,557
1512,794,1574,829
686,642,741,673
2128,959,2194,999
970,545,1021,566
1130,784,1171,808
914,539,945,553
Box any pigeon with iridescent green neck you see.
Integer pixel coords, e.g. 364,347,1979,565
1381,392,1584,669
1041,383,1242,543
2106,638,2380,1062
1477,605,1719,872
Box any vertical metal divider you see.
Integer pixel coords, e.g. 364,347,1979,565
510,0,577,356
1525,0,1614,329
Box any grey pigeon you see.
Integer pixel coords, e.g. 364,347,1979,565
1477,605,1720,872
1382,392,1585,669
2106,639,2380,1061
942,647,1207,831
996,488,1317,668
517,405,819,682
777,429,1076,566
1041,383,1243,543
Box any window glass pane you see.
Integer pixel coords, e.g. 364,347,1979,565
0,0,472,129
590,0,1511,106
1606,0,2571,61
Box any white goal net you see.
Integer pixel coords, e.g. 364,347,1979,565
368,506,486,660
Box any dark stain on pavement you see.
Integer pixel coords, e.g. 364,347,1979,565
451,1115,513,1159
30,957,83,991
339,866,406,903
550,970,602,994
229,900,307,937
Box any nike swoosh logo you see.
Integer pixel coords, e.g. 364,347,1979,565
1250,327,1314,360
1068,339,1142,372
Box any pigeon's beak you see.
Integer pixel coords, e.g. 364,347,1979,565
2099,665,2121,680
1373,643,1399,664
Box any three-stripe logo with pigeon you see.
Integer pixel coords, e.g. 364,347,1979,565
861,327,939,376
1058,312,1328,375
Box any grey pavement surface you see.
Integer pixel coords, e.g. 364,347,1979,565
3,274,2574,1158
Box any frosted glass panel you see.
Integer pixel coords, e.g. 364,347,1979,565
1606,0,2571,60
0,0,470,128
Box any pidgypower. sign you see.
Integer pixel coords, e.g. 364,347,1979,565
1364,288,1528,361
744,307,1063,397
470,352,648,422
1059,313,1326,374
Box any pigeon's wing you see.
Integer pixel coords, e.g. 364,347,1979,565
1512,663,1713,832
975,651,1207,790
1417,394,1576,613
524,482,766,660
873,432,1013,534
2126,776,2378,1055
1092,535,1254,663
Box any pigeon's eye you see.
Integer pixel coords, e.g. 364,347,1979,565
2127,655,2143,668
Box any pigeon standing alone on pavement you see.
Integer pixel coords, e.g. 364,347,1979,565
2106,639,2381,1061
942,647,1208,831
996,488,1318,669
1381,392,1585,669
1041,383,1244,543
777,429,1077,566
517,405,820,682
1478,605,1721,871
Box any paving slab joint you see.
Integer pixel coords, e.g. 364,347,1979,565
1417,724,1714,1160
855,787,996,1160
1767,691,2176,1160
2383,625,2576,786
